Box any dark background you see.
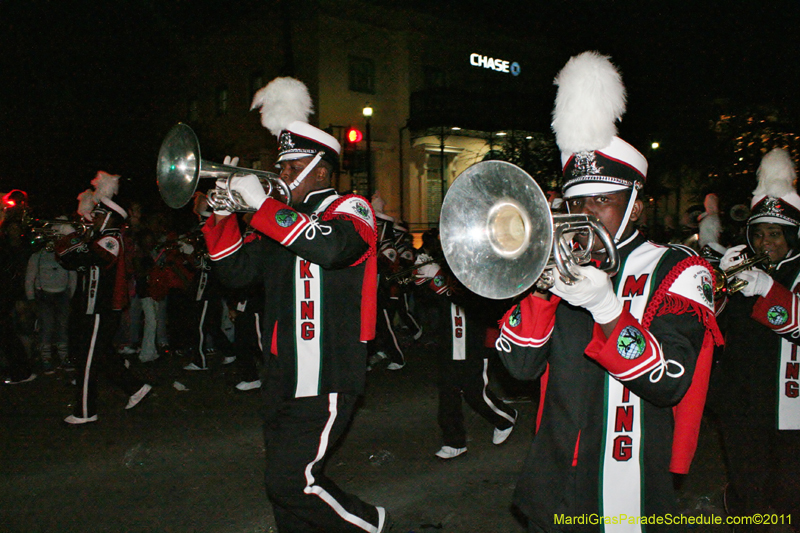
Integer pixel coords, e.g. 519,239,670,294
2,0,799,213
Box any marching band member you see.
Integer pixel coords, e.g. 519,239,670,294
494,52,721,532
201,77,387,532
709,148,800,523
55,171,152,424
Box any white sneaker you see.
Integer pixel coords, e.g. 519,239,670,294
119,346,139,355
222,356,237,365
386,362,405,370
183,363,208,371
64,414,97,425
126,384,152,409
435,445,467,459
493,409,518,445
235,380,262,391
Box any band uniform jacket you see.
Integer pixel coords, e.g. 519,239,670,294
202,188,378,399
710,251,800,430
55,228,128,314
495,231,722,532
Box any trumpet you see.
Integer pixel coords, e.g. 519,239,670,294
157,123,290,212
385,255,444,285
713,252,771,299
439,161,619,300
26,218,91,251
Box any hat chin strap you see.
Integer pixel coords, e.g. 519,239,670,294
615,187,638,242
287,152,323,191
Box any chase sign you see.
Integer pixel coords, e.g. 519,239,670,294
469,53,521,76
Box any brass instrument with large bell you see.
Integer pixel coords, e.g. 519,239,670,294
157,123,290,211
439,160,619,300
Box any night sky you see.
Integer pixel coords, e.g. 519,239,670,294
2,0,800,215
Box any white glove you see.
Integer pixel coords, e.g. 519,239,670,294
550,264,623,324
229,174,267,210
223,156,240,167
734,269,774,298
415,253,433,264
720,244,747,272
415,262,441,280
179,242,194,255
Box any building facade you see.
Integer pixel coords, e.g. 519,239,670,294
163,0,560,230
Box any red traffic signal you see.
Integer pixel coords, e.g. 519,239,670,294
346,127,363,144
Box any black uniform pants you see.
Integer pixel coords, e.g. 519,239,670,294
262,392,383,532
234,307,261,382
437,354,516,448
73,311,145,418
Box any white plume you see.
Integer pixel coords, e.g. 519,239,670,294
76,189,96,220
91,171,120,202
551,51,626,154
251,77,313,137
753,148,797,198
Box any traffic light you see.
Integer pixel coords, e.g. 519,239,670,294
342,127,364,171
346,127,363,144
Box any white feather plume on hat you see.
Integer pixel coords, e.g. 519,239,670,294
91,171,120,203
551,51,626,154
251,77,313,137
753,148,797,198
76,189,96,220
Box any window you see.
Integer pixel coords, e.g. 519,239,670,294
349,56,375,94
216,85,229,115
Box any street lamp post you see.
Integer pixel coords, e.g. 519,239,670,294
363,104,373,198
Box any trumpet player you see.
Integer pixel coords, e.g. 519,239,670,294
708,148,800,523
200,78,387,532
493,52,722,533
55,171,152,424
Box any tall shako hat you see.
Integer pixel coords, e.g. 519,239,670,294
77,171,127,222
552,51,647,241
553,51,648,198
251,77,340,191
748,148,800,229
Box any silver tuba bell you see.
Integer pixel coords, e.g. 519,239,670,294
439,160,619,300
156,123,290,211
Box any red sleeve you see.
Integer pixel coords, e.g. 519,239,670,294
498,294,559,348
584,309,667,381
751,280,800,335
249,198,315,246
202,214,243,261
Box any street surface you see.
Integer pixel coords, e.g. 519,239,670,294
2,329,731,532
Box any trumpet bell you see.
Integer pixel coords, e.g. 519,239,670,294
157,123,290,212
440,161,553,300
157,123,201,209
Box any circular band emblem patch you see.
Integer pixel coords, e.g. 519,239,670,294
508,305,521,328
433,274,445,287
767,305,789,326
275,209,298,227
354,202,370,219
617,326,646,360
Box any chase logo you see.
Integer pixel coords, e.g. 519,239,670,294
508,305,521,328
767,305,789,326
617,326,646,360
276,209,298,227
